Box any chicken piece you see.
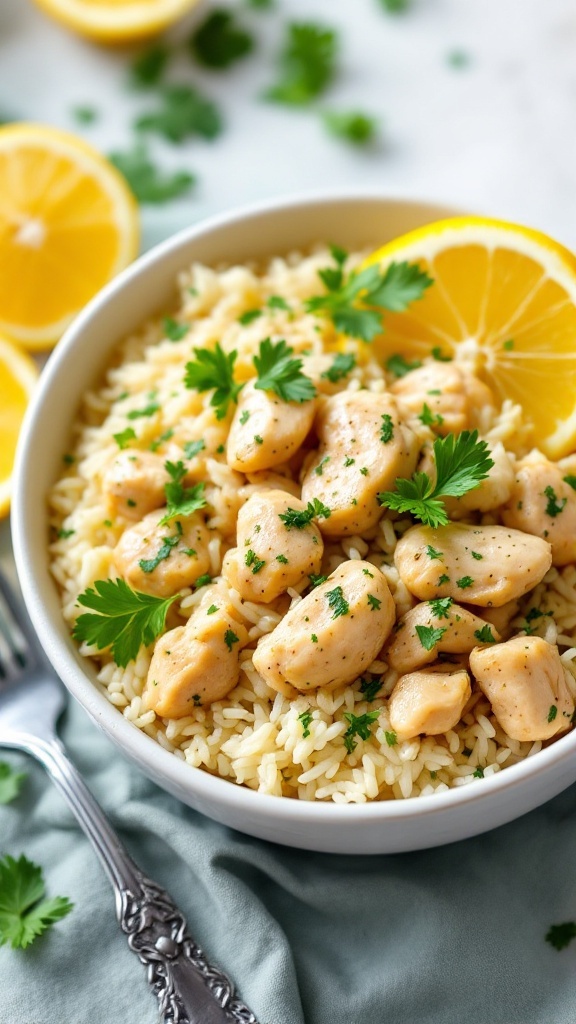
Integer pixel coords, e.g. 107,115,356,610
470,636,574,741
469,599,520,640
502,451,576,566
390,362,495,436
385,600,501,675
394,523,552,608
244,471,301,498
388,666,472,738
442,442,515,516
102,449,169,521
300,352,356,395
113,510,211,597
252,560,395,696
222,490,323,603
226,381,316,473
144,594,249,715
300,391,418,537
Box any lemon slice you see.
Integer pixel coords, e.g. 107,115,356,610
32,0,201,43
0,124,139,350
366,217,576,458
0,336,38,517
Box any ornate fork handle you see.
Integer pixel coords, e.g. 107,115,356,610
9,730,258,1024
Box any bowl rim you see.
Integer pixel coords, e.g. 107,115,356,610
12,188,576,827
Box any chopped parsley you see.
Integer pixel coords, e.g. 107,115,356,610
309,573,328,587
238,309,262,325
159,461,207,525
323,110,378,146
415,624,447,651
183,439,205,459
150,428,175,452
431,346,452,362
438,573,451,585
367,594,381,611
73,578,177,667
279,499,331,529
276,553,289,564
207,604,218,615
127,402,160,420
473,766,485,779
113,427,137,450
474,625,496,643
109,144,195,204
314,456,330,476
384,730,398,747
163,317,188,341
563,475,576,491
362,568,374,578
224,629,240,652
471,551,483,560
545,922,576,951
139,532,180,573
428,597,453,618
502,337,514,351
190,9,254,69
185,343,243,420
544,485,567,517
343,710,380,754
321,352,356,383
0,762,26,805
379,430,494,528
57,528,75,540
298,710,313,738
386,353,422,377
419,402,444,428
195,573,212,589
135,84,222,142
265,22,338,105
311,634,318,643
0,854,73,950
548,705,558,723
254,434,263,445
245,549,266,574
380,413,394,444
359,467,369,476
344,456,355,467
456,576,474,590
130,45,169,88
326,586,349,619
253,338,316,402
359,677,383,701
426,545,443,560
239,409,250,425
267,295,291,311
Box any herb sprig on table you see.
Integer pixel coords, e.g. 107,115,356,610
0,854,73,950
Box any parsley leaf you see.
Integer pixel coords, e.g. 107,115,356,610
109,144,195,204
224,629,240,651
159,461,207,525
309,573,328,587
380,413,394,443
359,676,383,701
306,251,433,343
113,427,136,450
163,317,188,341
0,854,73,949
385,730,398,746
548,705,558,723
379,430,494,527
456,576,474,589
183,439,205,459
428,597,453,618
253,338,316,402
298,710,313,738
279,499,331,529
546,922,576,951
343,710,380,754
185,343,243,420
544,486,567,517
386,353,422,377
239,309,262,325
367,594,381,611
73,578,177,667
323,110,378,145
474,625,496,643
326,586,349,619
139,531,180,573
245,549,266,574
130,45,169,88
136,85,222,142
426,545,443,559
321,352,356,383
191,9,253,68
563,475,576,491
0,762,26,805
415,624,446,651
266,22,338,105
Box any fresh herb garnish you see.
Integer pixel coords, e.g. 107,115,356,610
359,677,383,701
130,45,169,88
190,9,254,69
276,553,289,564
438,573,450,585
298,710,313,738
544,486,567,517
548,705,558,723
139,532,180,573
245,549,266,574
473,766,485,778
545,922,576,951
163,317,188,341
380,413,394,443
379,430,494,527
415,624,447,651
127,402,160,420
563,475,576,491
185,343,243,420
428,597,453,618
323,110,377,145
266,295,291,311
431,346,452,361
57,528,75,540
150,428,174,452
456,576,474,590
195,573,212,589
159,461,207,525
109,144,195,204
0,854,73,950
73,579,177,667
367,594,381,611
113,427,137,450
224,629,240,651
266,22,338,105
474,625,496,643
419,402,444,428
314,456,330,476
136,85,222,142
279,499,331,529
384,730,398,747
386,353,422,377
471,551,483,560
239,309,262,325
426,545,443,560
326,586,349,619
0,762,26,805
183,439,205,459
379,0,409,12
321,352,356,382
253,338,316,402
309,573,328,588
343,710,380,754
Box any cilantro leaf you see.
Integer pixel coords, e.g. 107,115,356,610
135,85,222,142
73,578,177,667
184,343,243,420
0,854,73,949
253,338,317,402
546,922,576,951
323,110,378,145
266,22,338,105
379,430,494,527
415,624,447,651
190,9,254,69
130,45,169,88
343,710,380,754
159,461,207,525
321,353,356,383
0,762,26,805
279,499,331,529
109,144,195,204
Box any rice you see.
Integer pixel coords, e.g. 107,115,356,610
48,246,576,803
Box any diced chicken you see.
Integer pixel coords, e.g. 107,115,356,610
394,523,552,607
442,442,515,516
388,666,472,738
102,449,169,521
502,451,576,566
470,636,575,741
470,599,520,640
113,510,211,597
222,489,323,603
390,362,495,436
385,600,501,675
300,391,418,536
144,593,249,715
244,471,301,498
227,381,316,472
252,560,395,696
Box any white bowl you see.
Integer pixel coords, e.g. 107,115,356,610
12,193,576,854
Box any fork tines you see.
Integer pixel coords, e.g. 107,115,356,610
0,573,31,681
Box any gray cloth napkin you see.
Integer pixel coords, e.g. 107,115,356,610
2,696,576,1024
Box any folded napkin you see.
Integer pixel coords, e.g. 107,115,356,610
2,686,576,1024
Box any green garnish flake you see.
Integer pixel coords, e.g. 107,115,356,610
456,576,474,589
311,634,318,643
359,467,369,476
367,594,381,611
314,456,330,476
306,247,433,343
386,353,422,377
326,586,349,619
159,461,207,525
431,346,452,362
195,573,212,589
224,629,240,652
544,485,567,517
239,309,262,325
245,549,266,574
73,578,177,667
267,295,291,311
298,710,313,738
380,413,394,444
545,922,576,951
57,528,75,540
344,456,355,467
207,604,218,615
109,144,195,204
419,402,444,428
265,22,338,106
239,409,250,425
321,352,356,382
130,44,169,88
563,475,576,491
343,710,380,754
473,766,485,779
254,434,264,445
62,453,75,465
0,854,73,950
323,110,378,146
362,568,374,578
276,553,289,564
183,439,205,459
428,597,453,618
502,338,514,351
114,427,137,450
415,624,447,651
163,317,188,341
548,705,558,723
135,84,222,143
185,343,242,420
438,574,450,585
309,573,328,587
359,676,382,701
72,105,98,125
379,429,494,528
253,337,316,402
0,762,26,805
384,730,397,747
150,428,174,452
139,532,180,574
127,402,160,420
474,625,496,643
426,545,443,560
279,499,331,529
190,9,254,69
471,551,483,560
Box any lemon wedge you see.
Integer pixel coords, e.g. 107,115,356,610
366,217,576,458
32,0,201,43
0,336,38,517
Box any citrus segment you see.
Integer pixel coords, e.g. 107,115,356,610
365,217,576,458
0,124,139,349
32,0,201,42
0,336,38,517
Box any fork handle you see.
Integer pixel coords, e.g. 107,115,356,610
15,732,258,1024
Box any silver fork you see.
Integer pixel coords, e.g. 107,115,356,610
0,571,258,1024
